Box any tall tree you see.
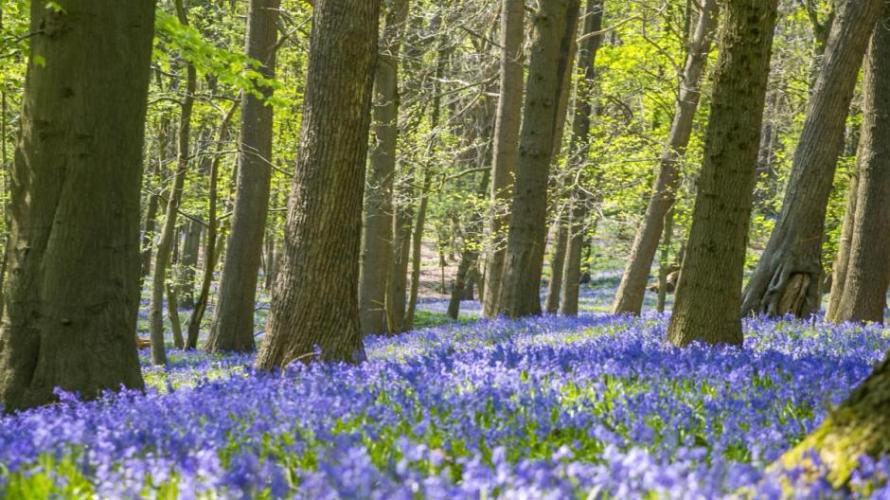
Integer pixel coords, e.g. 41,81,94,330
0,1,155,411
741,0,884,318
481,0,524,318
611,0,718,315
827,17,890,325
206,0,280,353
667,0,778,347
498,0,580,318
560,0,604,317
359,0,410,336
255,0,381,369
148,0,197,365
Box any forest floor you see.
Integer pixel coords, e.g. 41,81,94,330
2,275,890,498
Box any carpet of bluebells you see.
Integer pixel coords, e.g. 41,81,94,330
2,283,890,498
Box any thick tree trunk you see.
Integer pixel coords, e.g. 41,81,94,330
187,104,237,350
359,0,410,336
482,0,524,318
612,0,718,315
498,0,580,318
560,0,604,317
255,0,380,369
148,0,196,366
667,0,778,347
777,352,890,488
0,1,154,411
207,0,278,354
831,20,890,325
741,0,884,318
544,223,568,314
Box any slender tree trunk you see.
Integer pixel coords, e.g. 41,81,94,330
141,128,165,279
359,0,410,335
178,218,202,308
166,282,184,348
386,204,412,332
188,103,237,349
655,208,675,313
498,0,580,318
0,1,154,411
207,0,279,354
148,0,197,366
612,0,718,315
667,0,778,347
831,22,890,325
544,224,568,313
482,0,524,318
826,170,859,321
741,0,884,318
560,0,604,317
255,0,381,369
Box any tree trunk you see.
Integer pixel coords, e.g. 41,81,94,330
0,1,154,411
826,169,859,321
386,204,412,332
498,0,580,318
141,131,165,279
359,0,410,336
612,0,718,315
667,0,778,347
741,0,884,319
178,218,202,308
560,0,604,317
831,19,890,325
656,208,675,313
255,0,380,369
188,103,237,350
482,0,524,318
166,282,184,348
544,223,568,314
148,0,197,366
776,351,890,488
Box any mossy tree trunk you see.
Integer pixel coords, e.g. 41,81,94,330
667,0,779,347
0,0,154,411
255,0,381,369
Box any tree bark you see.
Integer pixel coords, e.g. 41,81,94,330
831,19,890,325
655,208,675,314
177,218,202,308
207,0,278,354
255,0,380,369
482,0,524,318
741,0,884,319
0,1,154,411
544,223,568,313
777,351,890,488
612,0,718,315
560,0,605,317
498,0,580,318
359,0,410,336
826,170,859,321
386,202,412,332
667,0,778,347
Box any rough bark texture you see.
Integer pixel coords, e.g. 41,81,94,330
777,352,890,488
831,17,890,325
667,0,778,347
207,2,277,353
359,0,410,336
498,0,580,318
206,0,279,354
255,0,380,369
482,0,524,318
612,0,718,315
560,0,604,317
0,1,154,411
741,0,884,318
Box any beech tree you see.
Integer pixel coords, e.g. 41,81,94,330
612,0,718,316
255,0,381,369
0,1,155,411
498,0,580,318
206,0,280,353
741,0,884,318
667,0,778,347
